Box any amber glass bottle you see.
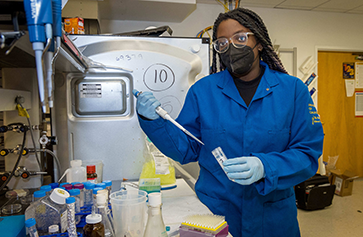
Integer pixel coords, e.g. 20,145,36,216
87,165,98,183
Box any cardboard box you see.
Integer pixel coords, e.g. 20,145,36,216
64,17,85,34
330,169,359,196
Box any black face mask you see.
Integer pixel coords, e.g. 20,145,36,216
220,44,258,76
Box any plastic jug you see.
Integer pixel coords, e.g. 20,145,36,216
110,190,147,237
66,160,87,183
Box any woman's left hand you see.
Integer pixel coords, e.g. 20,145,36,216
223,156,265,185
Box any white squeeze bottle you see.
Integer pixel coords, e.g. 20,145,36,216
67,160,87,183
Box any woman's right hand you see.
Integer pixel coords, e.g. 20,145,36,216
134,90,161,120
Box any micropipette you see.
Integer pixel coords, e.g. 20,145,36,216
133,89,205,145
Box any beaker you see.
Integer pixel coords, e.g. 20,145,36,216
110,189,147,237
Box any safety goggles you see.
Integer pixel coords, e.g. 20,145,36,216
212,32,254,53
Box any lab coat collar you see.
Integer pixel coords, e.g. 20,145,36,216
217,61,279,107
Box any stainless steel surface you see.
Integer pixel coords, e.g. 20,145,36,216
54,35,209,181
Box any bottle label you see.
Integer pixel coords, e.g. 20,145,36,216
61,210,68,233
151,152,170,175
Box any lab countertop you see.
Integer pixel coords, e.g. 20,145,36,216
161,179,212,236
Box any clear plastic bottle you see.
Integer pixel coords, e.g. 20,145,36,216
95,183,106,190
25,191,46,225
67,160,87,183
33,190,46,202
40,185,52,196
66,197,78,237
63,184,73,191
84,182,95,206
25,218,39,237
59,182,70,187
83,206,105,237
96,193,115,237
69,189,81,224
93,187,103,206
49,183,59,189
103,180,112,198
143,192,168,237
73,183,85,207
32,188,70,235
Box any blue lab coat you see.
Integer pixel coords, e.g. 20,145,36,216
138,61,324,237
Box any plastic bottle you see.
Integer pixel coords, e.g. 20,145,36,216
67,160,87,183
35,188,70,235
25,191,46,225
103,180,112,198
63,184,73,191
49,183,59,189
96,182,106,190
25,218,39,237
66,197,78,237
143,192,168,237
83,206,105,237
33,190,46,202
59,182,70,187
40,185,52,196
87,165,98,183
93,188,103,206
96,194,115,237
69,189,81,224
73,183,85,207
84,182,95,206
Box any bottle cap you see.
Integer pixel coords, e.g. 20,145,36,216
69,189,80,196
50,188,70,204
59,182,70,187
66,197,76,204
84,182,95,190
93,187,102,195
40,185,51,192
63,184,73,190
49,183,59,189
95,183,106,189
33,190,46,199
148,192,162,207
71,160,82,167
103,180,112,187
73,183,84,189
71,182,80,185
25,218,36,227
86,213,102,224
87,165,96,174
48,225,59,233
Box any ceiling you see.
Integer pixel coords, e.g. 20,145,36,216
197,0,363,15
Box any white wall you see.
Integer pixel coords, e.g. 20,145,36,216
101,3,363,80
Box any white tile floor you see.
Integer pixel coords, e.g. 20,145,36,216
298,178,363,237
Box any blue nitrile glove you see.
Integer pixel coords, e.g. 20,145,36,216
135,91,161,120
223,156,265,185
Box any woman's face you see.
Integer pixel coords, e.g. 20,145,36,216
216,19,262,79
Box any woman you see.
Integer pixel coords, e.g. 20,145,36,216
134,8,324,237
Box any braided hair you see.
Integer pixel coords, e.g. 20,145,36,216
211,8,288,74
